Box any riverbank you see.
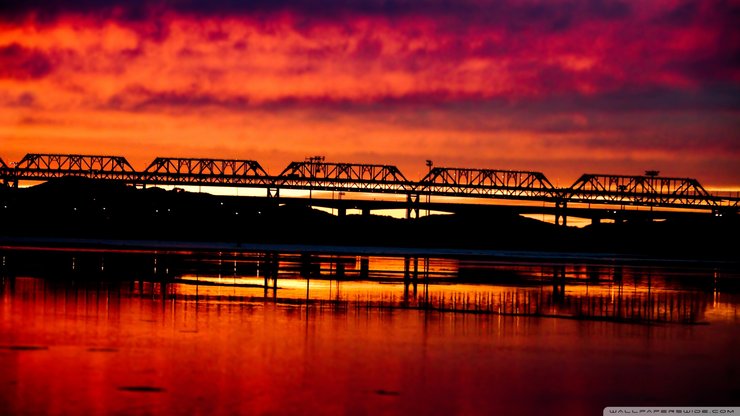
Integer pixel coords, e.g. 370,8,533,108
1,177,737,260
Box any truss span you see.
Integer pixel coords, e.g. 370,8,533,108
12,154,137,181
141,157,271,186
565,174,717,208
1,152,737,213
275,160,413,193
418,167,558,201
0,157,7,186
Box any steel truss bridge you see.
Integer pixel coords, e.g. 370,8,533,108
1,153,738,222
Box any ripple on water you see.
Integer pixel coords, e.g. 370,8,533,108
118,386,166,393
0,345,49,351
87,347,118,352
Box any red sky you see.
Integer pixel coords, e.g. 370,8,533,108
1,0,739,186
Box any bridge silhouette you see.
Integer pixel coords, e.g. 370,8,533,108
1,153,738,223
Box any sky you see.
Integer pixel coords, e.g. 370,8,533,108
0,0,739,187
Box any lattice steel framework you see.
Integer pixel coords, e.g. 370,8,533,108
12,154,137,181
0,157,7,186
275,161,413,193
141,157,271,186
3,152,738,212
418,167,558,200
565,174,718,207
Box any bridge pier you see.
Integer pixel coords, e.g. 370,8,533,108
555,201,568,226
359,257,369,280
406,194,420,219
267,187,280,198
335,262,345,279
403,257,410,280
300,253,314,278
552,266,566,304
262,252,280,295
403,257,410,297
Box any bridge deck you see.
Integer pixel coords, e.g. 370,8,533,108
1,153,737,213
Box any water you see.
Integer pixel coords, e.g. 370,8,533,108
1,248,739,415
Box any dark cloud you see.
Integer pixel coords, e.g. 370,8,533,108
652,0,739,29
104,86,250,111
101,82,740,118
523,85,740,114
0,43,54,80
667,53,740,82
0,91,39,108
0,0,151,23
14,92,37,107
1,0,632,30
16,115,65,125
574,132,740,154
654,0,740,84
654,0,700,26
352,37,383,61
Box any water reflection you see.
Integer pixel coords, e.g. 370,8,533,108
1,248,738,325
1,248,739,415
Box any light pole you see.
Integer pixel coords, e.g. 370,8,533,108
425,160,433,216
306,155,325,202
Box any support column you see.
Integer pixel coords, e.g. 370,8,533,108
403,257,411,305
359,257,369,280
552,266,566,304
406,194,420,219
555,201,568,226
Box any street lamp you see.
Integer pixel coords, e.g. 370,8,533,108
306,155,325,201
425,160,433,216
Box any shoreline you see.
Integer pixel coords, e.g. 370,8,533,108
2,178,738,264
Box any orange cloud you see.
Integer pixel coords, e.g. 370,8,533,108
0,2,738,186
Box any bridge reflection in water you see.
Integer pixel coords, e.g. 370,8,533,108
2,249,737,325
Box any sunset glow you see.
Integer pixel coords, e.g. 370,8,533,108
1,0,739,185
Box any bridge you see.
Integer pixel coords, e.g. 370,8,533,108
1,153,738,223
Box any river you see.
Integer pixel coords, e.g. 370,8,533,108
1,248,738,415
